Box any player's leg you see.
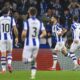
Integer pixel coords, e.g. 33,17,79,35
7,40,13,73
52,52,58,70
61,44,67,56
0,41,7,73
49,42,57,70
51,43,60,70
31,48,39,79
67,42,79,69
22,46,32,63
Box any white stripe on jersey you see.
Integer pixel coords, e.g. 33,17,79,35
23,17,45,46
0,16,16,40
52,23,63,42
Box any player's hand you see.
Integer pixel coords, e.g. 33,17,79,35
57,31,62,36
15,37,18,45
74,40,79,44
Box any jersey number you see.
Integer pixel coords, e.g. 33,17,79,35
32,27,37,37
2,24,10,32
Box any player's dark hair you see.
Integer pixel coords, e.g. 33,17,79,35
64,8,69,11
28,7,37,16
73,16,78,22
53,15,59,20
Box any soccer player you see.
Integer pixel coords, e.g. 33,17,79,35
49,15,67,70
22,7,46,79
66,16,80,70
0,8,18,73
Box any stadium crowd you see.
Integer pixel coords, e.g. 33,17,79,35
0,0,80,48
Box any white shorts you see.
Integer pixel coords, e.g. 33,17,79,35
22,46,39,62
0,40,13,52
54,42,66,51
70,41,80,52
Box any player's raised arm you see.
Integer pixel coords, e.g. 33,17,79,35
21,21,27,41
40,23,46,38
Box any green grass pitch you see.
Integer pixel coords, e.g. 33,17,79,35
0,70,80,80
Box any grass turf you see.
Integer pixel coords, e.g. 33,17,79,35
0,70,80,80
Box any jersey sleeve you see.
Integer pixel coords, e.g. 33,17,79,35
23,21,27,30
12,18,16,26
71,24,76,30
41,23,45,31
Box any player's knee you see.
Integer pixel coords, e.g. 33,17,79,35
22,57,33,64
62,49,67,57
54,50,58,53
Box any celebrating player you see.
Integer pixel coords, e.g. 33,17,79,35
49,15,67,70
22,7,46,79
0,8,18,73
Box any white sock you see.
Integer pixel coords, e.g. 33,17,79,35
52,53,58,69
28,58,33,63
2,65,6,71
7,53,12,65
52,60,57,68
1,56,6,71
31,69,36,79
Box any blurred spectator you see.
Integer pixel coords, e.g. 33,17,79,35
0,0,4,10
61,8,72,30
52,7,61,20
60,0,69,10
41,8,53,25
29,0,37,7
17,0,30,15
0,0,4,3
48,0,61,10
48,0,62,21
53,0,61,10
41,8,53,47
48,0,55,8
37,0,47,16
11,1,17,11
0,1,12,16
4,1,12,10
68,0,80,17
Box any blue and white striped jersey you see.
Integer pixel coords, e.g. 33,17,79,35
52,23,63,42
0,16,16,40
71,22,80,41
23,17,45,46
